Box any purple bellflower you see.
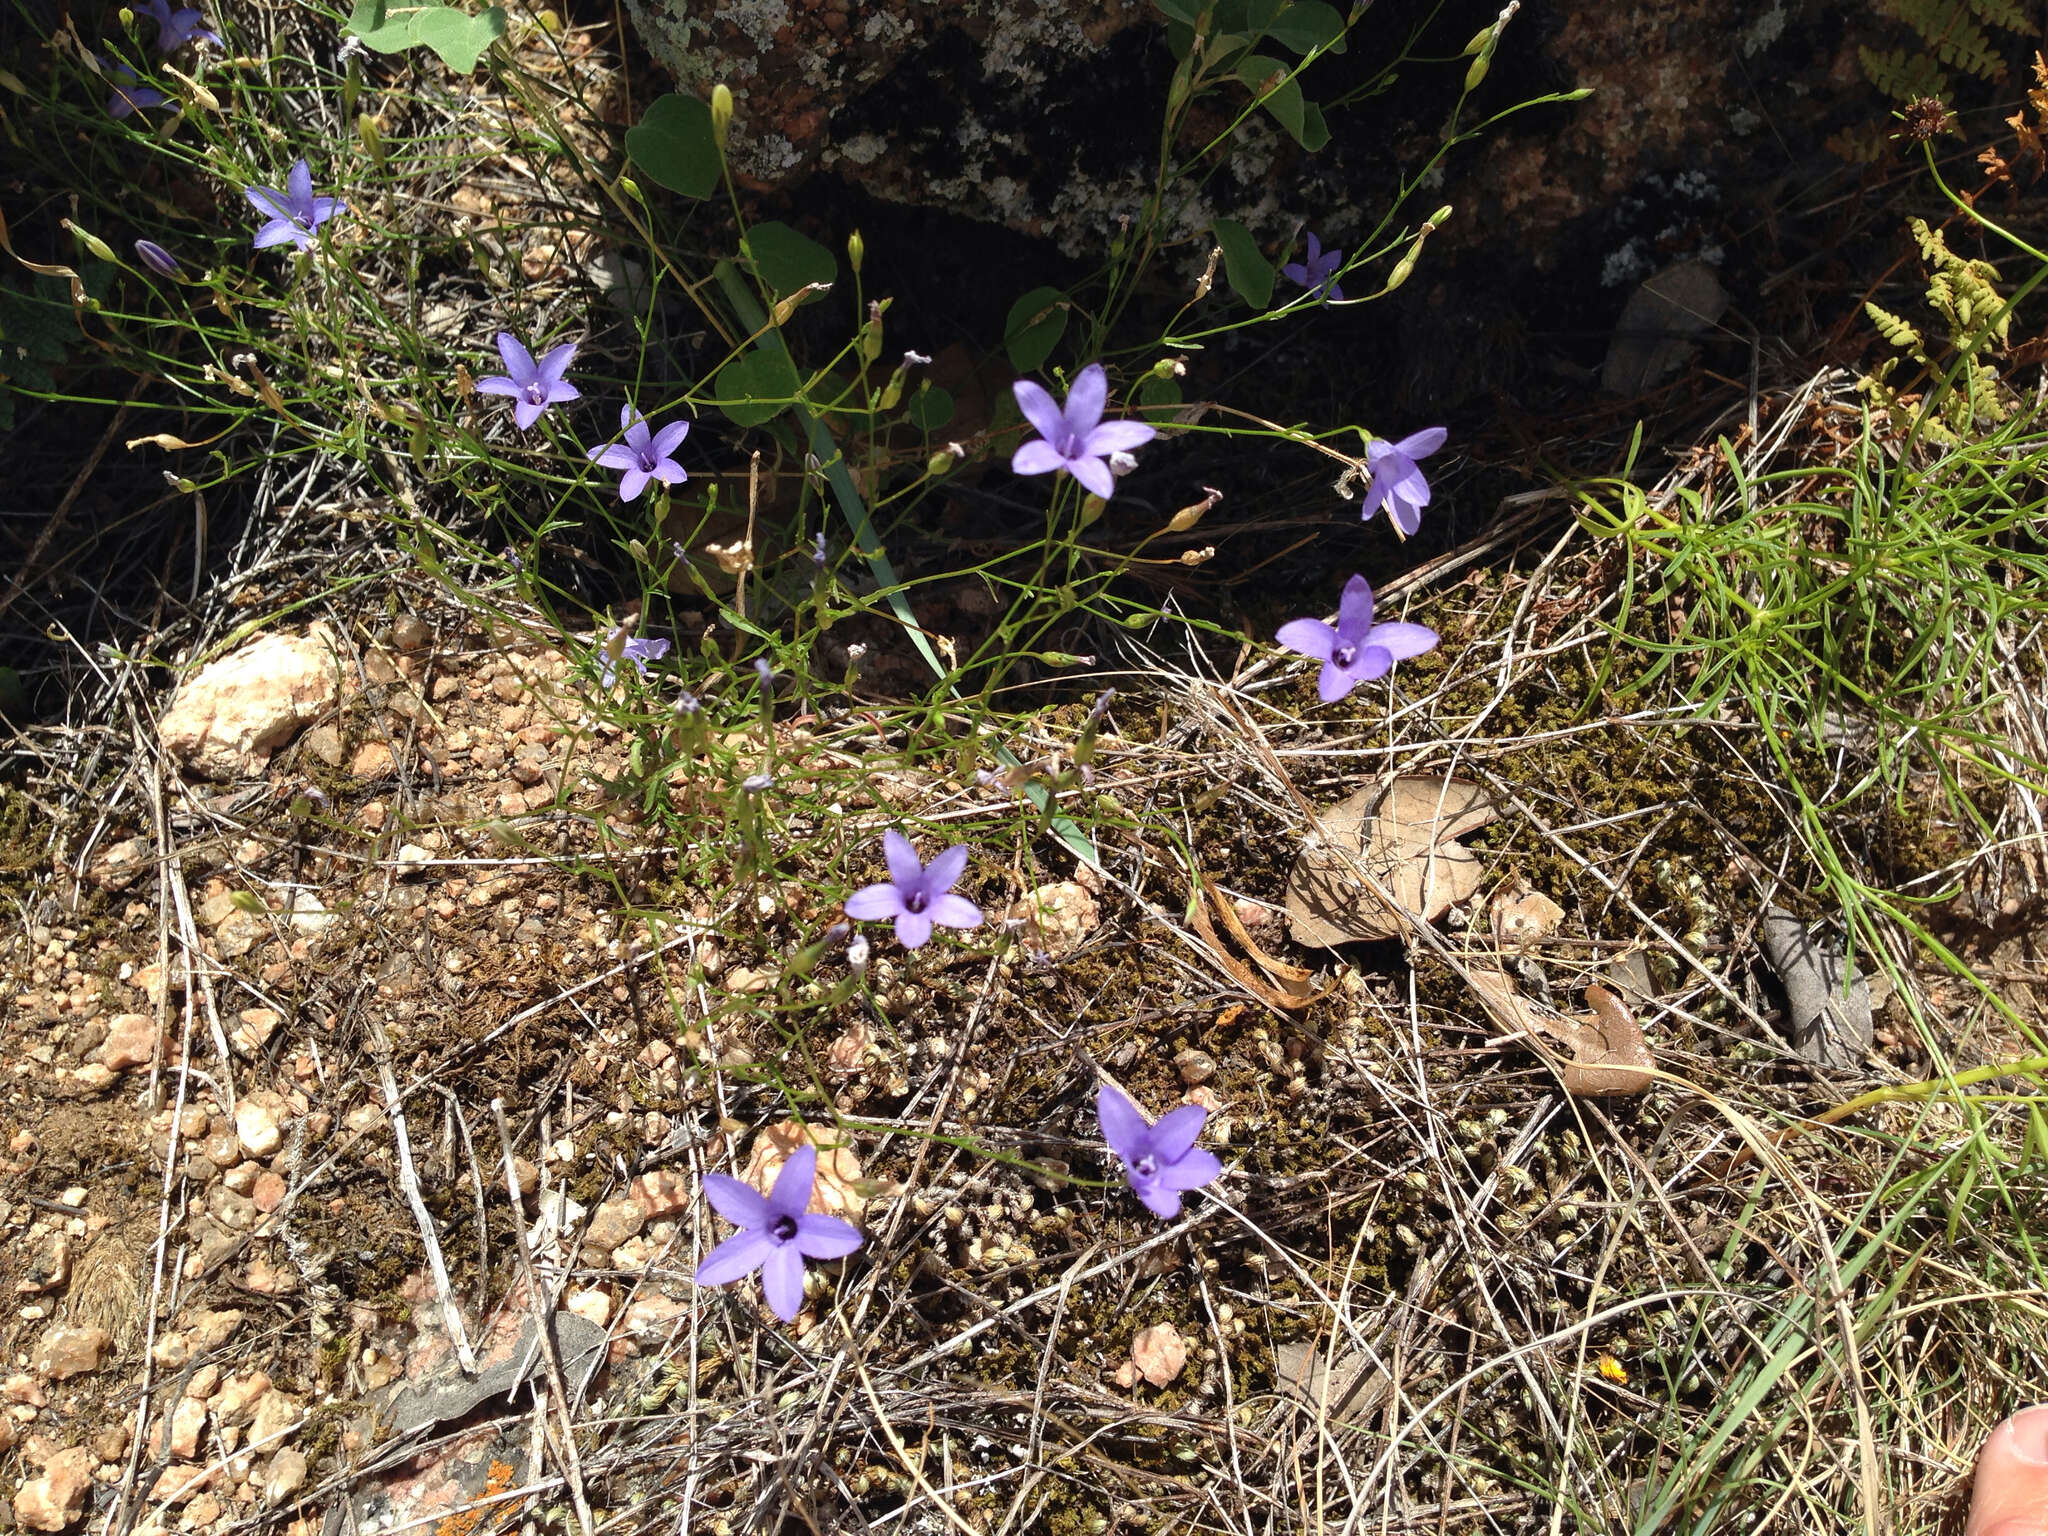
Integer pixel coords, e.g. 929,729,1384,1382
1276,574,1439,702
476,333,580,431
1011,363,1157,501
598,635,669,688
844,829,983,950
1282,231,1344,302
105,60,166,118
1098,1085,1223,1220
587,402,688,501
696,1144,864,1322
246,160,345,252
133,239,181,278
139,0,220,51
1361,427,1446,537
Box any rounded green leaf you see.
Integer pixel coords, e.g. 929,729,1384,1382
1004,286,1069,373
906,382,955,432
712,348,801,427
625,94,722,200
745,221,836,300
1135,374,1184,409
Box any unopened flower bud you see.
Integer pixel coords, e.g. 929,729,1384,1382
847,229,864,273
1167,486,1222,532
618,175,644,204
710,83,733,148
846,933,870,972
66,222,116,263
134,239,180,277
926,449,954,477
1463,23,1493,54
358,113,385,170
1151,356,1186,379
1464,52,1490,91
1429,204,1454,228
1386,255,1416,292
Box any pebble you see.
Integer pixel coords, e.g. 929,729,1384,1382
235,1101,283,1159
98,1013,158,1072
12,1447,93,1531
31,1326,110,1381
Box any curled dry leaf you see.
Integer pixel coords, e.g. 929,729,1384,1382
1757,906,1871,1070
743,1120,870,1222
1287,777,1497,947
1466,968,1653,1096
1130,1322,1188,1387
1491,885,1565,948
824,1020,873,1076
1006,880,1101,955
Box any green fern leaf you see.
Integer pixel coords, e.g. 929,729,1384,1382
1866,301,1924,351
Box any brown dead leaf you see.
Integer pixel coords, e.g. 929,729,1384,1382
1286,777,1497,947
1491,885,1565,948
1006,881,1100,955
1130,1322,1188,1387
743,1121,869,1221
1466,969,1652,1096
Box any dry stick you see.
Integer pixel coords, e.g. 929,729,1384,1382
164,861,236,1109
364,1012,477,1375
488,1097,597,1536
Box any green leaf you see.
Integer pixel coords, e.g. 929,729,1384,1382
1296,99,1330,151
1237,53,1313,145
625,93,722,199
1004,286,1069,373
744,221,836,301
712,348,801,427
344,0,506,73
906,383,955,432
1134,374,1184,409
1267,1,1346,53
1210,218,1274,310
1214,0,1288,30
1153,0,1202,21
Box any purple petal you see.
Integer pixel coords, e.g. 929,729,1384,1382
1304,231,1322,263
1011,440,1066,477
495,332,535,382
1096,1086,1149,1164
589,443,643,470
309,197,344,226
703,1172,769,1229
649,419,690,459
536,341,578,382
845,883,908,921
251,219,298,250
1148,1103,1208,1163
882,829,924,889
768,1144,818,1219
1326,284,1345,302
618,468,650,502
926,893,983,931
922,843,969,895
1366,621,1438,661
1280,262,1311,287
1158,1147,1222,1192
1012,380,1067,445
545,380,581,405
285,159,313,209
245,185,294,224
1318,660,1362,702
1352,646,1395,681
893,910,935,949
1389,494,1423,538
792,1213,864,1259
1080,420,1157,456
474,375,522,399
1274,618,1338,662
619,401,643,433
1067,453,1116,501
650,460,689,486
1386,463,1433,510
1392,426,1447,459
761,1244,806,1321
696,1227,773,1287
1335,574,1374,638
1138,1181,1185,1220
1358,471,1393,522
1063,364,1107,436
513,398,545,431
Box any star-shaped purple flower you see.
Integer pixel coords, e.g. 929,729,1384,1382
696,1144,864,1323
1281,230,1344,302
476,333,580,431
245,160,345,252
1361,427,1447,536
1097,1086,1223,1221
104,60,166,118
598,635,669,688
139,0,220,52
1275,574,1439,702
586,402,689,502
843,829,983,950
1011,363,1157,501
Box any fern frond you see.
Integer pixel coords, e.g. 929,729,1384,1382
1965,0,2032,36
1860,45,1951,100
1866,302,1925,351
